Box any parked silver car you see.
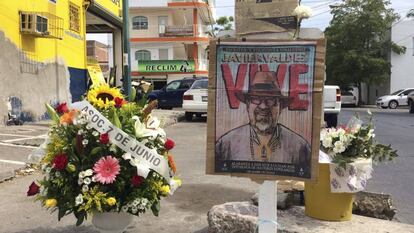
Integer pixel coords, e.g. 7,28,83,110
376,88,414,109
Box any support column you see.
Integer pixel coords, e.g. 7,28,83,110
114,30,123,87
193,42,199,72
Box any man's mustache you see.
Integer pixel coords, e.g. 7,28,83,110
254,107,271,117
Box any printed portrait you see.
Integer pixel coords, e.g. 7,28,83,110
213,41,318,179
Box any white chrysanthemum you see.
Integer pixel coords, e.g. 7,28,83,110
121,205,129,212
333,141,346,154
337,128,346,136
78,171,85,179
293,5,313,20
367,129,375,138
84,169,93,177
75,194,83,206
83,177,91,185
82,185,89,192
322,136,333,148
131,206,138,214
77,129,84,135
82,139,89,146
78,178,84,185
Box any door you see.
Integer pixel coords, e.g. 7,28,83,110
158,16,168,35
399,89,414,105
162,80,181,107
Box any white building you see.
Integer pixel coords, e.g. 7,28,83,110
360,19,414,104
129,0,215,89
391,19,414,92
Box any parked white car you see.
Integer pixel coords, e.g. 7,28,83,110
182,79,208,121
341,90,358,106
376,88,414,109
324,85,342,127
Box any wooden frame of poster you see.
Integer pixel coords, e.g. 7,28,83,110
206,38,326,182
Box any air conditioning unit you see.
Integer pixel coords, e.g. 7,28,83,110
20,12,49,35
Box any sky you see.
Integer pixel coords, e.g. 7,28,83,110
215,0,414,30
87,0,414,44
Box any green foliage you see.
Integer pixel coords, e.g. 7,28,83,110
30,84,178,226
209,16,234,37
325,0,405,97
45,104,59,123
321,113,398,168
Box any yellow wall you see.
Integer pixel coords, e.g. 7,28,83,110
0,0,87,69
94,0,123,20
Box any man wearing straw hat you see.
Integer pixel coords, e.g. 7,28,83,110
215,71,311,166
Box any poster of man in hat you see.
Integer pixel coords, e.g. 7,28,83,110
211,41,321,179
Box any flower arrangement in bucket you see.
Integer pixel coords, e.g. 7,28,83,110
27,83,181,228
320,111,398,192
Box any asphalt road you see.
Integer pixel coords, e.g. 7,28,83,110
339,108,414,224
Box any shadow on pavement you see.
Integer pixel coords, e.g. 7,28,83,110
12,225,98,233
168,183,255,215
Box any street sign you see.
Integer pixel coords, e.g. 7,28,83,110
236,0,298,35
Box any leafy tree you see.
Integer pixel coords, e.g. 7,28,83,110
325,0,405,104
407,9,414,18
208,16,234,37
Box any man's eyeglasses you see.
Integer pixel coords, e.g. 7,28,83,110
248,96,280,107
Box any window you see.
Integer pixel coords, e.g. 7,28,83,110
20,13,47,34
179,80,194,89
135,50,151,61
36,15,48,33
132,16,148,30
166,81,180,91
159,49,169,60
402,89,414,96
191,80,208,89
69,2,80,33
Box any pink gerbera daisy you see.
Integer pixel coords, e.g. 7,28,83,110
93,156,120,184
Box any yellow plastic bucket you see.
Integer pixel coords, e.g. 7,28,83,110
305,163,354,221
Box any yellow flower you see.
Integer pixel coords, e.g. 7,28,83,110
45,198,57,208
87,84,123,109
160,185,170,194
173,178,182,187
107,197,117,206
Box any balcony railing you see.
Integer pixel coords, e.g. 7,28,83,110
161,25,194,37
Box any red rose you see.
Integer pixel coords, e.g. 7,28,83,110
131,175,144,187
27,182,40,196
114,97,124,108
164,138,175,150
56,102,69,114
52,153,69,170
99,133,110,144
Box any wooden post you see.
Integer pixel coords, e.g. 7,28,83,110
259,181,278,233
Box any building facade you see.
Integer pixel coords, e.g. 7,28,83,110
357,20,414,105
129,0,215,89
0,0,124,124
391,20,414,92
87,40,110,77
